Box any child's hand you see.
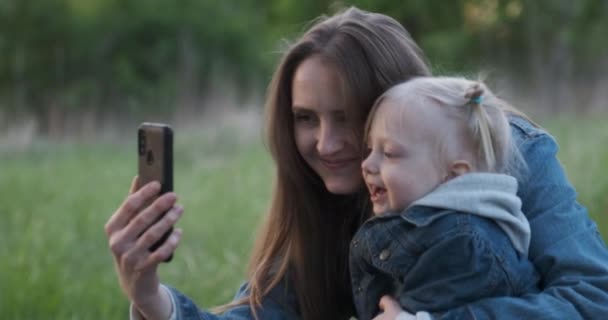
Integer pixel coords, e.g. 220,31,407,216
372,295,405,320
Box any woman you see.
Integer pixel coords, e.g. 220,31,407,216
105,7,608,320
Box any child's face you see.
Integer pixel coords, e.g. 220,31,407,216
362,100,445,215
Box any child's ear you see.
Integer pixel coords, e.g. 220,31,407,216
449,160,472,177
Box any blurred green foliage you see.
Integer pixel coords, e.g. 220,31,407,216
0,0,607,118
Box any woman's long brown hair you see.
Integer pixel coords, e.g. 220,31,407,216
218,7,431,319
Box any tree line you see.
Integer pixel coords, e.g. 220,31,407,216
1,0,606,134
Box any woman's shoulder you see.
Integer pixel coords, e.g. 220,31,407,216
163,279,300,320
233,278,300,316
507,115,561,161
508,115,548,141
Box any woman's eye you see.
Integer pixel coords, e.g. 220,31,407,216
294,113,315,123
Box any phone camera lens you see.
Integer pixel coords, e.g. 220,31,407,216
139,131,147,156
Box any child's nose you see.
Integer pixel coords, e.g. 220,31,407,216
361,154,378,175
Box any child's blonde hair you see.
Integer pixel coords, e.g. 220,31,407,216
365,76,527,176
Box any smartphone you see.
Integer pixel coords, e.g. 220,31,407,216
137,122,174,262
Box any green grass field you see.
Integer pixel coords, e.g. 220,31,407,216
1,116,607,318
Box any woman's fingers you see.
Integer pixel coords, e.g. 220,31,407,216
372,295,405,320
134,204,183,249
135,228,183,270
105,180,161,237
378,295,400,312
111,199,182,271
125,192,178,238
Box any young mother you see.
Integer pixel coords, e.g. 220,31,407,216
105,7,608,320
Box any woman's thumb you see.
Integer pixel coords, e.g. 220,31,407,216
129,175,140,194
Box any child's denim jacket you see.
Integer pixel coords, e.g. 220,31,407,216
349,173,540,320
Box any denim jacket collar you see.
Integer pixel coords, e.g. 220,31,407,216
403,173,531,256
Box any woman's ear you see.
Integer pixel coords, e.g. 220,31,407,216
449,160,472,177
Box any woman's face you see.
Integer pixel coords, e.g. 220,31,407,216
291,55,363,194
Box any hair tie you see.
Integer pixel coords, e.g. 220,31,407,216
465,83,484,106
471,95,483,105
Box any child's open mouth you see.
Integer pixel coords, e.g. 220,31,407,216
368,184,387,202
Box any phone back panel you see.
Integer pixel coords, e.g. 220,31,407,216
137,123,173,194
136,123,174,261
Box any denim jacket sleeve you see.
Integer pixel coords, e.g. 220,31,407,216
436,117,608,320
131,280,300,320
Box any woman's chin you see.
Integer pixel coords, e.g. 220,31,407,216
324,178,363,195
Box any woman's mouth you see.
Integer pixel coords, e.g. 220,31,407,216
320,157,358,169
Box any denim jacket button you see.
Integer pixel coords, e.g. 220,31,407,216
352,240,359,248
379,249,391,260
356,286,363,293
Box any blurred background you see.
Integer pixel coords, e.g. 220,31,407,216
1,0,607,318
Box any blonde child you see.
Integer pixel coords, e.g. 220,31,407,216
351,77,540,319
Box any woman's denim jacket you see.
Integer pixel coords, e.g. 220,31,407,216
349,173,540,320
131,117,608,319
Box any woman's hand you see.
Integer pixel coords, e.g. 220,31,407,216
373,296,432,320
104,176,183,319
373,296,406,320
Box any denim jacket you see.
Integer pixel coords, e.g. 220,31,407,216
130,282,300,320
131,117,608,320
349,173,540,320
434,117,608,320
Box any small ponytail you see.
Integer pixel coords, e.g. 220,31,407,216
465,83,497,172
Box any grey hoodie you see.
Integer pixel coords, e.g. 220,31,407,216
409,172,531,257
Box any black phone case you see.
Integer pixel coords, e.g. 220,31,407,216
137,123,174,262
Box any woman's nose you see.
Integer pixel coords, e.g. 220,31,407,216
316,123,343,156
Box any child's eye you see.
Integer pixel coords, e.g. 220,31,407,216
384,148,402,158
